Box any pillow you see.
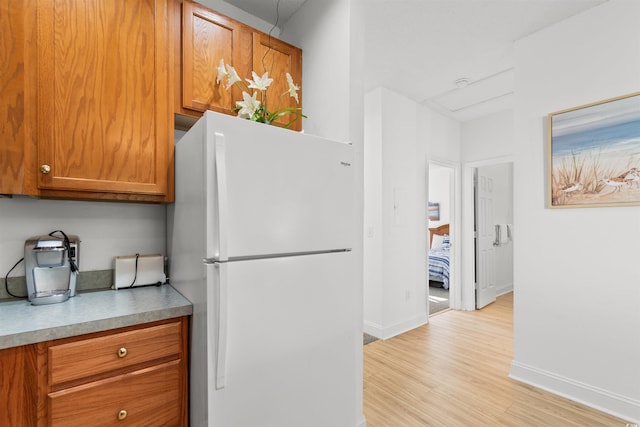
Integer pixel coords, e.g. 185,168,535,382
442,234,450,248
431,234,444,249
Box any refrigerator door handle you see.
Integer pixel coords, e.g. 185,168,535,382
215,132,229,261
214,262,228,389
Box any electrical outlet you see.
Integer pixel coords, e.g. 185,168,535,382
367,226,374,238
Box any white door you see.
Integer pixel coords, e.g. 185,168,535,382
476,169,496,308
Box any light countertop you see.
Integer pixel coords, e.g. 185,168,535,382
0,284,192,350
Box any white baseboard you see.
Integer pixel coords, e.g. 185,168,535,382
363,314,428,340
510,360,640,424
496,283,513,296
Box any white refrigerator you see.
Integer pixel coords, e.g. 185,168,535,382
168,111,358,427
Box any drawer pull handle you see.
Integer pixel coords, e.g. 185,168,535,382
118,409,128,420
118,347,128,358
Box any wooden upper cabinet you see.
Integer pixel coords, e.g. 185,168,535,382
33,0,174,202
252,33,303,131
176,1,302,131
0,0,35,195
179,1,251,116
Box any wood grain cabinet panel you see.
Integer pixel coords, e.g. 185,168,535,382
42,317,189,426
2,0,174,202
0,346,36,427
175,1,302,131
49,361,182,427
48,321,183,386
0,0,36,195
33,0,174,202
180,1,251,116
252,32,303,131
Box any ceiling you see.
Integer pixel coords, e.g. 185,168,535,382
224,0,608,122
223,0,309,27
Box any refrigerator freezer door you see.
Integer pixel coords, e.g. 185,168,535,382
203,112,354,260
204,252,357,427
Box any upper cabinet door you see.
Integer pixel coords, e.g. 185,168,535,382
180,1,251,115
176,1,302,131
252,33,302,131
35,0,173,201
0,0,35,195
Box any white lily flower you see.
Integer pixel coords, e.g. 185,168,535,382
216,59,228,84
285,73,300,103
247,71,273,91
236,91,261,118
225,65,242,89
216,58,305,127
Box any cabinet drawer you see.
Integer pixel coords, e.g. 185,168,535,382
49,360,181,427
49,321,183,386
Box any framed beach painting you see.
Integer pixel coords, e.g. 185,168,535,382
548,91,640,208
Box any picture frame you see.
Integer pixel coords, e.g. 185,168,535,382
428,201,440,220
548,91,640,208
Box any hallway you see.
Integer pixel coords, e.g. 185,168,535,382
363,293,628,426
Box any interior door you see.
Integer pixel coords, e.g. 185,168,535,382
475,168,497,308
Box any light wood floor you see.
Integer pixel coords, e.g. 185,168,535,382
363,293,629,426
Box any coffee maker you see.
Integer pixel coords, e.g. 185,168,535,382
24,234,80,305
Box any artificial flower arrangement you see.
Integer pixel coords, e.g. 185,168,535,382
216,59,306,128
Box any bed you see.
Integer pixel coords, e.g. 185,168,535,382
428,224,450,289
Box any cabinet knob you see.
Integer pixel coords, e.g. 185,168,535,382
118,409,128,421
118,347,128,358
40,164,51,175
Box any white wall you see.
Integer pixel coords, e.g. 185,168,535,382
281,1,353,142
363,87,462,337
510,0,640,422
462,110,514,162
363,89,384,332
462,109,514,163
363,88,426,339
421,105,462,162
0,196,165,276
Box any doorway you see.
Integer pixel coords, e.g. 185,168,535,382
461,159,514,310
427,161,458,315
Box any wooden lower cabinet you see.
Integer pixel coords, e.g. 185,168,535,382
49,361,182,426
47,321,184,387
37,317,188,427
0,346,37,427
26,317,189,427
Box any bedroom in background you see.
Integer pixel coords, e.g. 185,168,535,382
427,162,454,315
